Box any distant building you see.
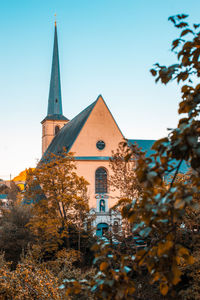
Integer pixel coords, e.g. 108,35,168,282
0,194,9,216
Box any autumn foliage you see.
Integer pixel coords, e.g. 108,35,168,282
0,14,200,299
63,14,200,299
25,151,90,254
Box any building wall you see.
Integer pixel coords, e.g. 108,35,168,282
74,159,122,234
42,119,68,155
69,98,124,233
71,97,124,157
74,160,119,209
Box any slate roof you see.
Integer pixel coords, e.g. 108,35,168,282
128,139,189,174
41,114,68,123
41,23,68,123
48,23,63,115
43,97,98,157
128,139,155,156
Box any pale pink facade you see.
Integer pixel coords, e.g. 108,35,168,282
42,96,124,234
70,97,123,210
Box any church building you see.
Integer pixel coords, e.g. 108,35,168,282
41,22,155,236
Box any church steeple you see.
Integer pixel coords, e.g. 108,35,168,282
41,21,68,156
47,22,63,116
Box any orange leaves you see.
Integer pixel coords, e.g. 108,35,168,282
26,151,89,253
100,262,109,271
171,263,182,285
160,282,169,296
0,255,60,299
157,240,173,257
176,245,195,265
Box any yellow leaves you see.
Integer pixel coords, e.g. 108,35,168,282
178,246,189,256
26,151,89,253
172,263,182,285
176,246,194,265
188,255,195,264
157,240,173,257
174,198,185,209
0,258,60,299
128,286,136,295
160,282,169,296
100,262,109,271
13,168,35,182
152,272,160,283
175,256,181,264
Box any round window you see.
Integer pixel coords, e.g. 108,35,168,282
96,140,105,150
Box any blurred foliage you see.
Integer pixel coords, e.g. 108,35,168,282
0,252,60,299
0,181,21,203
63,14,200,299
109,141,142,202
0,203,34,268
0,247,95,299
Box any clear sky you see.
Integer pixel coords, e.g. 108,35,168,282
1,0,200,180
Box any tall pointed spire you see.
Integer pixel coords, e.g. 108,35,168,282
47,22,64,117
41,20,68,156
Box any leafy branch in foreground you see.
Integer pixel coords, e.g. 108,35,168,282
62,14,200,299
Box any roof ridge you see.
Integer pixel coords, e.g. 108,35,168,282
42,98,99,157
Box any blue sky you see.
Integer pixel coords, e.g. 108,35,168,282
1,0,200,179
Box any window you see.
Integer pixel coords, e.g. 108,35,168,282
113,220,119,233
99,199,105,212
96,140,105,150
95,167,107,193
55,125,60,135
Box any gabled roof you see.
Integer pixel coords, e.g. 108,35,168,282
43,97,99,156
41,114,68,123
128,139,155,156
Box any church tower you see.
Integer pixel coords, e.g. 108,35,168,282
41,21,68,155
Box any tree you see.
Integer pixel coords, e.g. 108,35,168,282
25,151,90,254
7,181,21,202
109,141,143,237
109,141,142,204
0,181,20,207
0,252,60,299
0,203,34,268
64,14,200,299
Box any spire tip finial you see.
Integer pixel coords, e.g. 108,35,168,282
54,13,57,26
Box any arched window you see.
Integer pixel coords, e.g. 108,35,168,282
95,168,107,193
55,125,60,135
99,199,105,212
